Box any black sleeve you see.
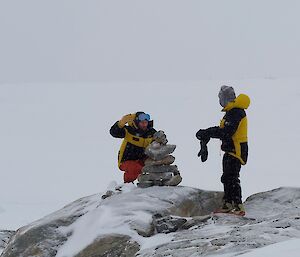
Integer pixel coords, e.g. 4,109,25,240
150,127,157,135
110,121,126,138
196,109,245,140
196,126,222,140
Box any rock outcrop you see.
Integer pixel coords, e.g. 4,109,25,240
1,186,223,257
2,187,300,257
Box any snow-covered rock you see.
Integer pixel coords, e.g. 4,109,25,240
2,186,300,257
139,187,300,257
0,230,14,255
1,185,223,257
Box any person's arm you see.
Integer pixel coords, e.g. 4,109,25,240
196,109,244,141
110,113,136,138
196,126,221,140
110,121,126,138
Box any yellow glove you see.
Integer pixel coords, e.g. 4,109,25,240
118,113,136,128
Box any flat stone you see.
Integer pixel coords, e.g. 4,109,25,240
139,172,173,181
145,145,176,161
144,155,175,166
142,165,179,174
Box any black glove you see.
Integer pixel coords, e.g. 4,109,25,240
197,140,209,162
196,129,208,140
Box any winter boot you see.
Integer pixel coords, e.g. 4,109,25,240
231,203,246,216
214,202,234,214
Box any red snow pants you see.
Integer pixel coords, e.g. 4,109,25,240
119,160,144,183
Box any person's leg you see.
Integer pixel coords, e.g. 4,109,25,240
218,154,242,213
230,160,242,204
120,160,144,183
222,154,242,203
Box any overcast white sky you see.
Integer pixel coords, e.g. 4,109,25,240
1,0,300,83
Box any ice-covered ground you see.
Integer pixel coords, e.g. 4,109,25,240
239,238,300,257
209,239,300,257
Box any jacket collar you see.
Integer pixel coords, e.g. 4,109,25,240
222,94,250,112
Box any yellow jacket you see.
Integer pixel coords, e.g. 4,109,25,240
110,119,156,167
220,94,250,164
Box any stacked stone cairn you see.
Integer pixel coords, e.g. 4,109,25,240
138,131,182,188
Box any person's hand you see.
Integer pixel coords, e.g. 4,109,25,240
118,113,136,127
197,140,208,162
196,129,207,140
198,147,208,162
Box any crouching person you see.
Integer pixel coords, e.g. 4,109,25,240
110,112,156,183
196,86,250,216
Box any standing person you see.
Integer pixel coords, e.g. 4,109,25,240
110,112,156,183
196,86,250,216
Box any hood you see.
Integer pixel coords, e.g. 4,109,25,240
223,94,250,112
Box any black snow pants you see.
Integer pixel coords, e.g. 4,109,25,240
221,153,242,204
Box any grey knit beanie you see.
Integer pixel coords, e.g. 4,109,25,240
218,85,236,107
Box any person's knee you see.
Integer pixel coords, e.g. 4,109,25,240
121,160,144,182
221,173,240,185
124,171,136,183
231,176,241,185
